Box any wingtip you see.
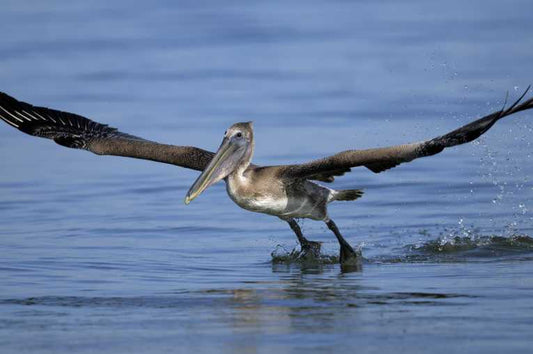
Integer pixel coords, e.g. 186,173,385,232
503,85,533,116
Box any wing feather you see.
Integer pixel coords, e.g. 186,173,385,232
276,88,533,179
0,92,214,171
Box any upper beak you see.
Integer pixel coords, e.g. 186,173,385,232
184,137,240,204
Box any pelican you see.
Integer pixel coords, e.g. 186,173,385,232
1,89,532,268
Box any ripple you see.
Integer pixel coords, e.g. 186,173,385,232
409,234,533,255
0,295,222,309
371,234,533,264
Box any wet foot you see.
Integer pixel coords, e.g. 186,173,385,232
339,242,362,272
298,240,322,259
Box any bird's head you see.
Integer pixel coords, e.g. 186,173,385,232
184,122,254,204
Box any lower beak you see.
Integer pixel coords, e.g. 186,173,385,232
184,138,239,204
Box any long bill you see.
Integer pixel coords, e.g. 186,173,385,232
184,137,242,204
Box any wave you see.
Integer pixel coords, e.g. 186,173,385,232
271,234,533,267
376,233,533,264
407,234,533,255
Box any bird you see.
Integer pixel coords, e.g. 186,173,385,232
1,88,532,269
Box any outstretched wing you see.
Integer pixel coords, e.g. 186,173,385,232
276,88,533,180
0,92,214,171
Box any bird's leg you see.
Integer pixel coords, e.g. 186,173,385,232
286,219,321,258
325,218,361,268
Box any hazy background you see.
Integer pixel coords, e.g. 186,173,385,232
1,1,533,353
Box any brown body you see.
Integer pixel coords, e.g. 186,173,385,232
226,168,332,220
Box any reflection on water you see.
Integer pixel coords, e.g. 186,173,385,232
1,0,533,352
0,273,473,328
0,252,532,352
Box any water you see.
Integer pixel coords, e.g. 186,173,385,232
1,0,533,353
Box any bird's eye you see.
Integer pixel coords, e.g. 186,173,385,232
224,130,227,135
236,132,243,138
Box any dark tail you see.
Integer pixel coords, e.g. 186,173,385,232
333,189,364,201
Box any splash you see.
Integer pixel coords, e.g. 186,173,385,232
376,232,533,266
270,244,339,265
272,231,533,267
408,234,533,255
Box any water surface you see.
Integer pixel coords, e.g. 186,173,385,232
1,0,533,353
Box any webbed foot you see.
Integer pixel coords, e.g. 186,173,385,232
325,218,363,272
339,242,362,272
298,240,322,260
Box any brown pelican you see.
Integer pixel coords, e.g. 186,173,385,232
1,89,532,268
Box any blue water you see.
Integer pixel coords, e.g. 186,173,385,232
1,0,533,353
